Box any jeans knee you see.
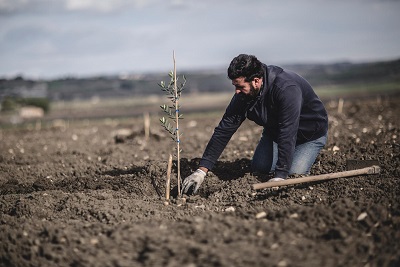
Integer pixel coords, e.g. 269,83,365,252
289,161,311,175
251,160,271,174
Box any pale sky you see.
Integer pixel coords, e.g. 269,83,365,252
1,0,399,79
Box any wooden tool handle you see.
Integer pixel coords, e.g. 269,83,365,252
252,165,380,190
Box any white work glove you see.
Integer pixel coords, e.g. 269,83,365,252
268,177,285,182
182,169,206,194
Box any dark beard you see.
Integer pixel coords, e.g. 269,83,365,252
238,85,259,102
249,85,259,98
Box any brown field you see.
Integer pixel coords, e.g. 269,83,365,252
0,95,399,267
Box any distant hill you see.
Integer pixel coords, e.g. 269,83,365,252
1,58,399,102
284,59,400,86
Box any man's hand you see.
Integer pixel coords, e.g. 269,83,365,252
268,177,285,182
182,169,207,194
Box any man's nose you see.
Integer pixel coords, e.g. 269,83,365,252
235,89,241,94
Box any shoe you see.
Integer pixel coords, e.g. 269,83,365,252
268,177,285,182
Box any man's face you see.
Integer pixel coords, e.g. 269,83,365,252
232,77,261,99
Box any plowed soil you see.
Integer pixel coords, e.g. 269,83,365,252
1,96,399,267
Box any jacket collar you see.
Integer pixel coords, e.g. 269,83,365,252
263,64,283,95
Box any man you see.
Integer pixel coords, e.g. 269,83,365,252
182,54,328,194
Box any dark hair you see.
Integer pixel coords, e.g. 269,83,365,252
227,54,264,82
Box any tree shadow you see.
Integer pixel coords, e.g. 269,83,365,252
100,158,256,198
103,166,145,177
178,157,253,181
176,157,258,181
211,158,252,181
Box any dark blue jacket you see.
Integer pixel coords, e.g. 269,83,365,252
199,64,328,178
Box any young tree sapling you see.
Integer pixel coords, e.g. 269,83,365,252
158,51,186,198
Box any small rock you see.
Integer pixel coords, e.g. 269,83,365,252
175,198,186,206
239,136,248,141
271,243,279,250
225,206,235,212
278,260,288,267
289,213,299,219
90,238,99,245
187,120,197,128
357,212,368,221
255,211,267,219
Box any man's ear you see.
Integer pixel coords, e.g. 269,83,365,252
252,77,262,88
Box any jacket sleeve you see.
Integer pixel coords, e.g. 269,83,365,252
274,85,302,178
199,95,247,170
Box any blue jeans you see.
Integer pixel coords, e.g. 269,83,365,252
251,129,327,175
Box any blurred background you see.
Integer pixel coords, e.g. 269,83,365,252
0,0,399,124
